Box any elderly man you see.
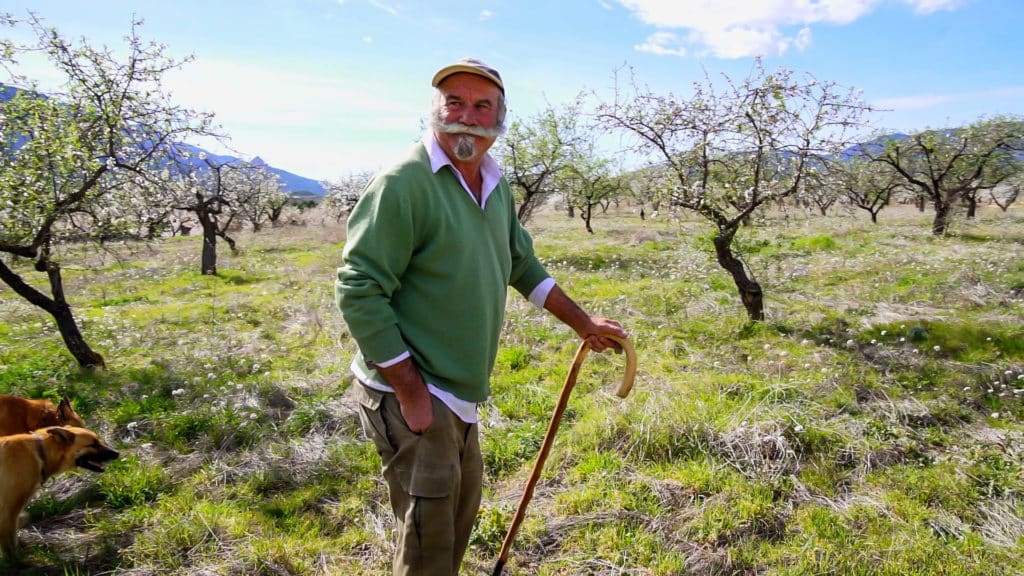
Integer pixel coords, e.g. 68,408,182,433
336,57,625,575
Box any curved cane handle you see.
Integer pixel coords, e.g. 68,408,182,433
578,334,637,398
604,334,637,398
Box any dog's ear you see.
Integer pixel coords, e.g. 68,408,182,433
46,426,75,445
58,396,74,416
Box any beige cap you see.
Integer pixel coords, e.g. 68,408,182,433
431,57,504,94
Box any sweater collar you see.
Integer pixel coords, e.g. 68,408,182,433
423,132,501,208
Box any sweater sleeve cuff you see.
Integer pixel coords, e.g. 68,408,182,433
527,277,556,308
356,325,409,366
374,350,411,368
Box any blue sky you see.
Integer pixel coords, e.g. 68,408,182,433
4,0,1022,182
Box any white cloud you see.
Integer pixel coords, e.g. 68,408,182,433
874,86,1024,111
904,0,965,14
480,9,494,21
873,93,957,110
634,31,688,57
794,26,812,51
368,0,399,16
616,0,964,58
616,0,878,30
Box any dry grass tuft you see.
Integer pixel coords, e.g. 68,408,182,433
713,421,799,481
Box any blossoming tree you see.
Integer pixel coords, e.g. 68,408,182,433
597,59,871,321
0,16,216,367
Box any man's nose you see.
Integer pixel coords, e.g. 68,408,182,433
454,107,478,126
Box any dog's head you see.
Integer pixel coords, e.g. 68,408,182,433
34,395,86,430
41,426,119,474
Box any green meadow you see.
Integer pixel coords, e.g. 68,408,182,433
1,205,1021,575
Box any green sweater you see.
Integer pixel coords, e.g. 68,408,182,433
335,143,549,402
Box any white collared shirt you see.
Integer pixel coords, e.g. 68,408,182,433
423,132,502,208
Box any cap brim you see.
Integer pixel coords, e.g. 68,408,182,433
432,65,504,93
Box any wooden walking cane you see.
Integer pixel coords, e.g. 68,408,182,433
492,334,637,576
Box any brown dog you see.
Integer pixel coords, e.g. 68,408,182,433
0,426,119,561
0,395,85,436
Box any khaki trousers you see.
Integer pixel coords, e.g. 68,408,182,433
355,384,482,576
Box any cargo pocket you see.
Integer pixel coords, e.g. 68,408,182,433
352,383,390,452
398,461,453,498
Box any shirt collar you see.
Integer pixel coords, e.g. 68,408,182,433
423,132,502,208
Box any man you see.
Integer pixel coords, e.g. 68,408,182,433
336,57,625,575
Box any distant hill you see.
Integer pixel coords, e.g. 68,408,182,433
838,133,910,160
2,84,326,197
171,143,325,197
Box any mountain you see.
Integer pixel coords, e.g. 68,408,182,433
171,143,325,196
259,160,326,197
838,133,910,160
2,84,326,197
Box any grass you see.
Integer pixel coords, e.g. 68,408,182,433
0,205,1022,575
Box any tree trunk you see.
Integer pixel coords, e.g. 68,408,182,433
870,211,879,224
932,200,951,236
965,196,977,219
0,259,105,368
713,228,764,321
916,195,926,212
199,213,218,275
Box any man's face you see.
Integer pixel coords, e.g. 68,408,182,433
433,72,504,164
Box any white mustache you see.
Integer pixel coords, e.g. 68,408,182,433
435,122,502,139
